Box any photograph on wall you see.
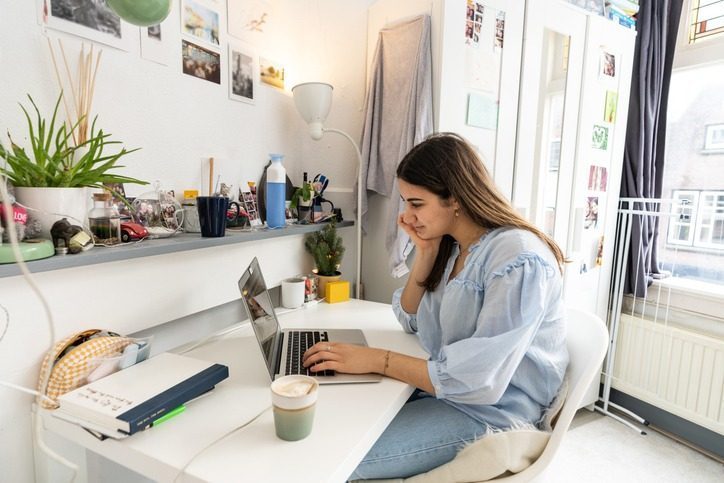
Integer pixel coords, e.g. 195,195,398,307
599,48,616,79
591,123,609,150
259,57,284,89
140,4,179,66
494,11,505,49
182,39,221,84
228,41,256,103
595,236,604,266
604,91,618,123
38,0,136,51
587,165,608,192
585,196,599,229
181,0,221,47
228,0,275,45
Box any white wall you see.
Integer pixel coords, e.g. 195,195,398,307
0,1,374,481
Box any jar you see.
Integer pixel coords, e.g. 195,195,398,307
182,191,201,233
88,192,121,246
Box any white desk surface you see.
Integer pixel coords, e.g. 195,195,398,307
41,299,427,483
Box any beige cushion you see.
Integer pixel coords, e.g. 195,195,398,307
357,379,569,483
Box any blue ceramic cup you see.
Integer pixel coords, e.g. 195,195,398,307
197,196,229,237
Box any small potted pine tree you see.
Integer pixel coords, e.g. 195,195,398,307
304,221,345,298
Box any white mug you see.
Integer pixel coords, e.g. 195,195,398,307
281,277,305,308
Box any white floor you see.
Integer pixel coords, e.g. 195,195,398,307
545,410,723,482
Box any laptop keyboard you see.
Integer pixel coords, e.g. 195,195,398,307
286,330,335,377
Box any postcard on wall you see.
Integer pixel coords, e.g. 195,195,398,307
599,48,616,80
591,123,610,150
38,0,137,51
585,196,599,230
182,39,221,84
259,57,284,89
140,4,180,66
227,0,275,45
495,11,505,49
181,0,221,48
604,91,618,123
587,165,608,192
228,41,256,104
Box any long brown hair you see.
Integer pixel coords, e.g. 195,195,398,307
396,133,565,291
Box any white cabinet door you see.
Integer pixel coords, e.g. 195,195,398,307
513,1,586,248
435,0,525,199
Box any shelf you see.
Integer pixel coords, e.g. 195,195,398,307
0,221,353,278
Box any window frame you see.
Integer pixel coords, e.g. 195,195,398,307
674,0,724,69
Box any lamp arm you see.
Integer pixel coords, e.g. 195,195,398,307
322,127,363,299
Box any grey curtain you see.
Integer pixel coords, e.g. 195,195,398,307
620,0,684,297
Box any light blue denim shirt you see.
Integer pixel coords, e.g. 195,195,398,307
392,227,568,429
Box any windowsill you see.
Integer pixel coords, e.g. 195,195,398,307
653,276,724,300
0,220,353,279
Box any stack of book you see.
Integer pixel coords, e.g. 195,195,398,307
52,352,229,439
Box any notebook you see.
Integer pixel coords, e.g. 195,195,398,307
238,257,381,384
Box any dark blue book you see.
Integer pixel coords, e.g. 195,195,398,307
53,353,229,437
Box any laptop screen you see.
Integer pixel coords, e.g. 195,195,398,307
238,258,282,379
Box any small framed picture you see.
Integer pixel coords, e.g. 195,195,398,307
599,49,616,79
38,0,137,51
259,57,285,89
182,39,221,84
228,41,256,104
704,123,724,151
181,0,221,48
592,124,609,150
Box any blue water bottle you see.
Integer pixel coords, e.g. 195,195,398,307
266,154,286,228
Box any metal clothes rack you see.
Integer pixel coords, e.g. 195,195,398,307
595,197,684,434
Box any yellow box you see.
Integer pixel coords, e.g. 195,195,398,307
325,280,350,303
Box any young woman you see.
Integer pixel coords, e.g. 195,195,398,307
303,133,569,480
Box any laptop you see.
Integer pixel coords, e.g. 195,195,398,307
238,257,382,384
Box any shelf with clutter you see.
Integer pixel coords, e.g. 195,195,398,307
0,219,353,279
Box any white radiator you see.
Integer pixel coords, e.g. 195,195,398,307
612,312,724,435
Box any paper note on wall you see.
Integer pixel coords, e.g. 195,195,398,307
466,92,498,130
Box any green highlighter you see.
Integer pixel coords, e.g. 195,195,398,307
152,405,186,427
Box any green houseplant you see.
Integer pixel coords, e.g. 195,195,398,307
0,94,146,235
304,221,345,298
0,94,145,189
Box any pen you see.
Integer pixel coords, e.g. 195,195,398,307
152,405,186,427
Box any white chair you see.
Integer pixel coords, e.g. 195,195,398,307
364,307,609,483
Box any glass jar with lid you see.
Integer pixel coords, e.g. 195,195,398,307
88,192,121,246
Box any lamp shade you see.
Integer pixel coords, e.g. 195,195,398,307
292,82,333,140
106,0,172,27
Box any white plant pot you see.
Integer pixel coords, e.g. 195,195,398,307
15,187,89,239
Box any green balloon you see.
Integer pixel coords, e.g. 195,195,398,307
106,0,172,27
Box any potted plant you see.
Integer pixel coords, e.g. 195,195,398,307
289,178,315,222
0,94,146,236
304,221,345,298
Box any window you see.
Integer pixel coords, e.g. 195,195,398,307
688,0,724,44
661,62,724,284
667,190,724,250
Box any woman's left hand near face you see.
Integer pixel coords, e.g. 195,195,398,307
302,342,385,375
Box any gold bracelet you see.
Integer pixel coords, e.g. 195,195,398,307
382,350,391,375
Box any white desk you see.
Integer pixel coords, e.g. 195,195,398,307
41,300,427,483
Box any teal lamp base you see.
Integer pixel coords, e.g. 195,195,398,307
0,239,55,264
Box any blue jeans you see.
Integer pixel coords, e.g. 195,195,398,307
348,391,492,480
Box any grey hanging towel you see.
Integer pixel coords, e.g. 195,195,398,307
359,14,433,277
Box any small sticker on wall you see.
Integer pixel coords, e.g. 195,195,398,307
588,165,608,192
592,123,610,150
604,91,618,123
585,196,599,230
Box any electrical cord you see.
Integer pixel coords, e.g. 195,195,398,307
0,171,78,481
172,404,272,483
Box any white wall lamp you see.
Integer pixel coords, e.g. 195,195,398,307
292,82,363,299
